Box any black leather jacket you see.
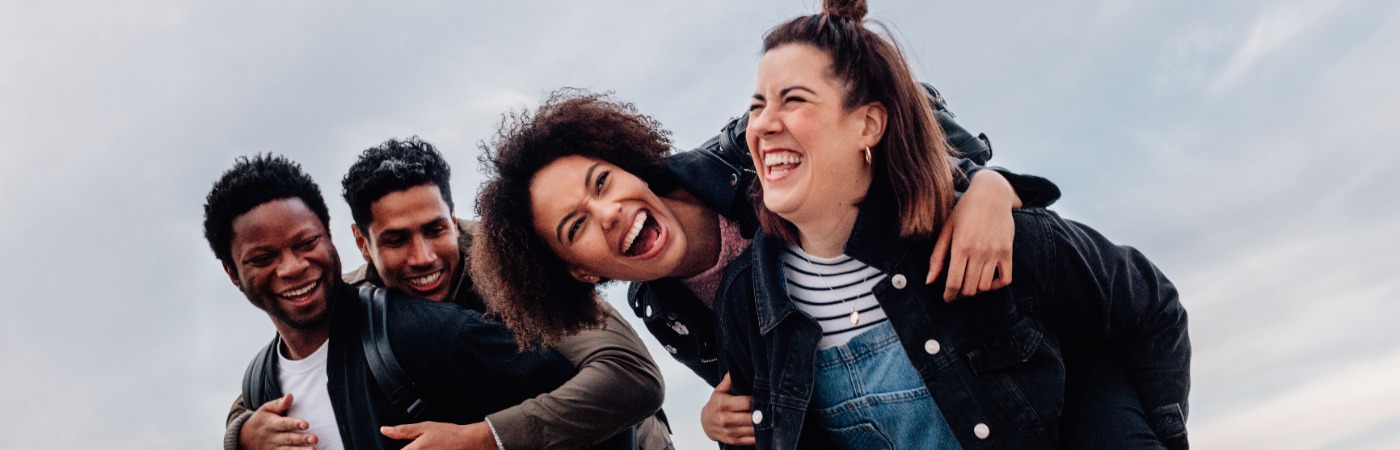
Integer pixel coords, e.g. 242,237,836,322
628,87,1061,386
715,199,1190,449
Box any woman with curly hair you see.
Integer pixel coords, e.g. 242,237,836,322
470,87,1054,444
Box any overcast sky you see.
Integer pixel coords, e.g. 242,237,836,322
2,0,1398,448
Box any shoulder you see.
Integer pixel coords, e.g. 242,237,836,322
342,262,373,286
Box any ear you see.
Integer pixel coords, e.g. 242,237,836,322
859,102,888,148
351,225,374,264
568,266,597,283
222,262,241,289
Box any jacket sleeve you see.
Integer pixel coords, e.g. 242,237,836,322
714,260,760,450
224,394,252,450
485,303,665,449
1036,212,1191,448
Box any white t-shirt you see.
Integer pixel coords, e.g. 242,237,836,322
278,339,345,450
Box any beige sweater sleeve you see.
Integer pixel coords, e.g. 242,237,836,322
485,302,665,448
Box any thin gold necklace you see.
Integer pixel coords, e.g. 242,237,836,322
791,247,869,325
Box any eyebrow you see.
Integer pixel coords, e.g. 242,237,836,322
554,163,602,243
752,85,816,101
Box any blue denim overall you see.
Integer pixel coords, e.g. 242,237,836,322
811,321,961,449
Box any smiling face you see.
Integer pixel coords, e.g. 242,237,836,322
352,183,460,302
530,155,689,282
746,43,885,227
225,198,340,332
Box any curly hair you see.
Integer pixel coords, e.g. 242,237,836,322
203,154,332,274
472,88,673,349
342,136,455,232
754,0,956,243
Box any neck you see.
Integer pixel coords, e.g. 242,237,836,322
663,190,722,279
277,325,330,361
791,204,860,258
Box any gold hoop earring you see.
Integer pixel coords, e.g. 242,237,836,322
864,146,872,166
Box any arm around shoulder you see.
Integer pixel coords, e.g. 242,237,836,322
485,303,664,449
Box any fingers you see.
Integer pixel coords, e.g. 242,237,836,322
269,416,310,433
258,394,294,415
976,258,998,293
942,252,967,302
381,422,426,440
926,223,954,284
274,431,317,448
716,373,733,392
992,260,1013,290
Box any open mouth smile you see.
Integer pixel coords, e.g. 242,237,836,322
620,209,664,258
277,279,320,302
762,149,803,181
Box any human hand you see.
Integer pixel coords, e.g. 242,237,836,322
927,170,1016,301
240,394,318,450
702,373,756,446
381,421,495,450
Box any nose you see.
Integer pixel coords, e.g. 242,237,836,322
275,252,310,279
747,106,782,139
589,199,623,232
407,235,438,267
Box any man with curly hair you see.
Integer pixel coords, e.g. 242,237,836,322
207,154,582,450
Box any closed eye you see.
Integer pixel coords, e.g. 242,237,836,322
567,217,585,242
595,170,610,193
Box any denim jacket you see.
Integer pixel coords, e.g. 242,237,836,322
715,199,1190,450
628,94,1061,385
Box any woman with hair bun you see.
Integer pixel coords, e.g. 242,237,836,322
715,0,1190,448
472,86,1058,445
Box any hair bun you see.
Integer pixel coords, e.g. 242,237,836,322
823,0,868,22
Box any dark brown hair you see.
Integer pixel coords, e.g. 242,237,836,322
753,0,956,242
472,88,674,349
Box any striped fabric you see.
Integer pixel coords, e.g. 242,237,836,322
783,245,890,348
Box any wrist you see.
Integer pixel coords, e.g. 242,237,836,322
479,419,506,450
970,169,1020,209
229,410,255,450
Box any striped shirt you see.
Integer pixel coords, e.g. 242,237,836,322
783,245,890,348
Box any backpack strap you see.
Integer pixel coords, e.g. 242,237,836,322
357,285,429,419
242,334,282,406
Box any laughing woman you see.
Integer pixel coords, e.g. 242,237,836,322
470,89,1056,444
715,0,1190,449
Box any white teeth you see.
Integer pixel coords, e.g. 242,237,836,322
408,271,443,286
280,280,318,298
763,153,803,168
622,211,648,253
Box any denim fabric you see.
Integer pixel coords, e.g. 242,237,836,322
716,203,1190,450
812,322,961,450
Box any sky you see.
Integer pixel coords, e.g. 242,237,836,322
1,0,1398,448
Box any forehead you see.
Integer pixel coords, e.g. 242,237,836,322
230,198,325,248
366,183,451,231
530,155,601,210
757,44,837,89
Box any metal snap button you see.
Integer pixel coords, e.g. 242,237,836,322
974,423,990,439
891,274,908,289
924,339,941,355
751,409,764,425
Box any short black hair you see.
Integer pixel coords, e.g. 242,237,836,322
203,154,332,273
342,137,454,232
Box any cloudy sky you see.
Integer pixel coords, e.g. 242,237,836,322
2,0,1397,448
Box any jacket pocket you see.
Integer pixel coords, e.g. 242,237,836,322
966,316,1044,374
964,316,1064,438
